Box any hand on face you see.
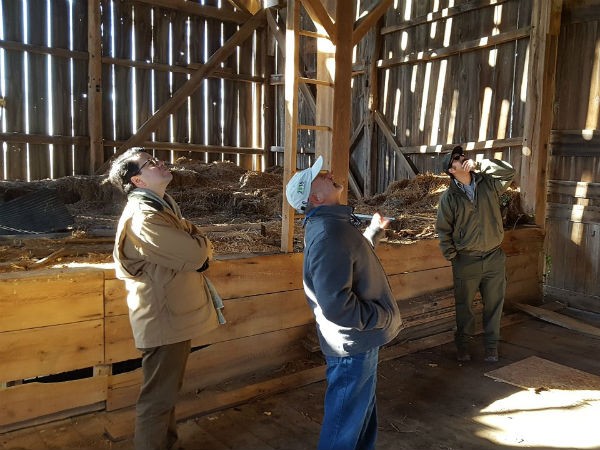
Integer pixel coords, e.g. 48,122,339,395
450,154,474,175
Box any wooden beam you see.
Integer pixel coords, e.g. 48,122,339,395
314,0,335,171
135,0,250,24
0,132,88,146
300,0,337,44
102,56,264,84
514,303,600,339
104,140,264,156
352,0,392,46
330,0,355,204
365,15,384,196
265,9,316,116
88,0,103,174
281,0,301,253
115,11,265,158
373,110,418,177
398,137,523,155
381,0,511,34
227,0,262,15
520,0,562,226
0,39,87,60
378,27,531,69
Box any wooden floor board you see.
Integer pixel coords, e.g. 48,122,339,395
2,319,600,450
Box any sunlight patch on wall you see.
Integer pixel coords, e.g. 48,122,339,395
479,87,493,141
393,88,401,128
497,99,510,139
585,39,600,130
430,60,447,145
403,0,412,21
571,221,584,246
419,62,432,132
443,17,453,48
446,89,459,144
520,45,529,103
382,68,390,115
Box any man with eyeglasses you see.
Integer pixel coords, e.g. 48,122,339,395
436,145,515,363
108,148,221,450
285,156,403,450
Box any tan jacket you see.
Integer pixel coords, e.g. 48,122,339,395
113,189,219,349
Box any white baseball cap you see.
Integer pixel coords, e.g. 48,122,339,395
285,155,324,213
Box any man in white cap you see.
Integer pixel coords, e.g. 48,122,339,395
286,156,403,450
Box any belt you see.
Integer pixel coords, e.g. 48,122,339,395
458,246,500,257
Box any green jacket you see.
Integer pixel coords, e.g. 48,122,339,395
436,159,515,261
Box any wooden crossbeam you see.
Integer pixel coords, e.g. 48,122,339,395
135,0,250,24
373,110,418,177
378,27,531,69
115,11,266,158
265,9,316,116
352,0,392,46
227,0,262,15
301,0,337,44
381,0,510,34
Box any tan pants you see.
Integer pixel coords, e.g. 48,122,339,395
134,340,191,450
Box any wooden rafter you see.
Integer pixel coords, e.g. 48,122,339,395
135,0,250,24
115,11,266,157
352,0,392,46
227,0,262,15
301,0,337,44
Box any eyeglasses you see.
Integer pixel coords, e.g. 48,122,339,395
452,153,464,161
136,156,161,174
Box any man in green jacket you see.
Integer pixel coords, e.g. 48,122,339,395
436,146,515,363
109,148,220,450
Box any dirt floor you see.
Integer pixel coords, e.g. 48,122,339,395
2,318,599,450
0,158,528,270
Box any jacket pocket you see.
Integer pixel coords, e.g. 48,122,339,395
164,271,205,314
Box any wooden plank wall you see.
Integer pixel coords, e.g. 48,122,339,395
373,0,531,189
0,227,542,430
0,1,266,181
544,0,600,313
271,0,534,194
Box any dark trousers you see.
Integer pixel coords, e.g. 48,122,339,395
451,247,506,350
134,340,191,450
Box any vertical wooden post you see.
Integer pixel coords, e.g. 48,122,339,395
314,0,335,169
330,0,355,204
281,0,300,252
364,16,384,197
262,24,275,170
520,0,563,227
88,0,103,174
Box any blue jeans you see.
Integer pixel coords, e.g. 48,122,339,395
318,348,379,450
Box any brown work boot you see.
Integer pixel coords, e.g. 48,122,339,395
456,347,471,362
484,348,499,363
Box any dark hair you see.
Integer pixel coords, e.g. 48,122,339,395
108,148,144,194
